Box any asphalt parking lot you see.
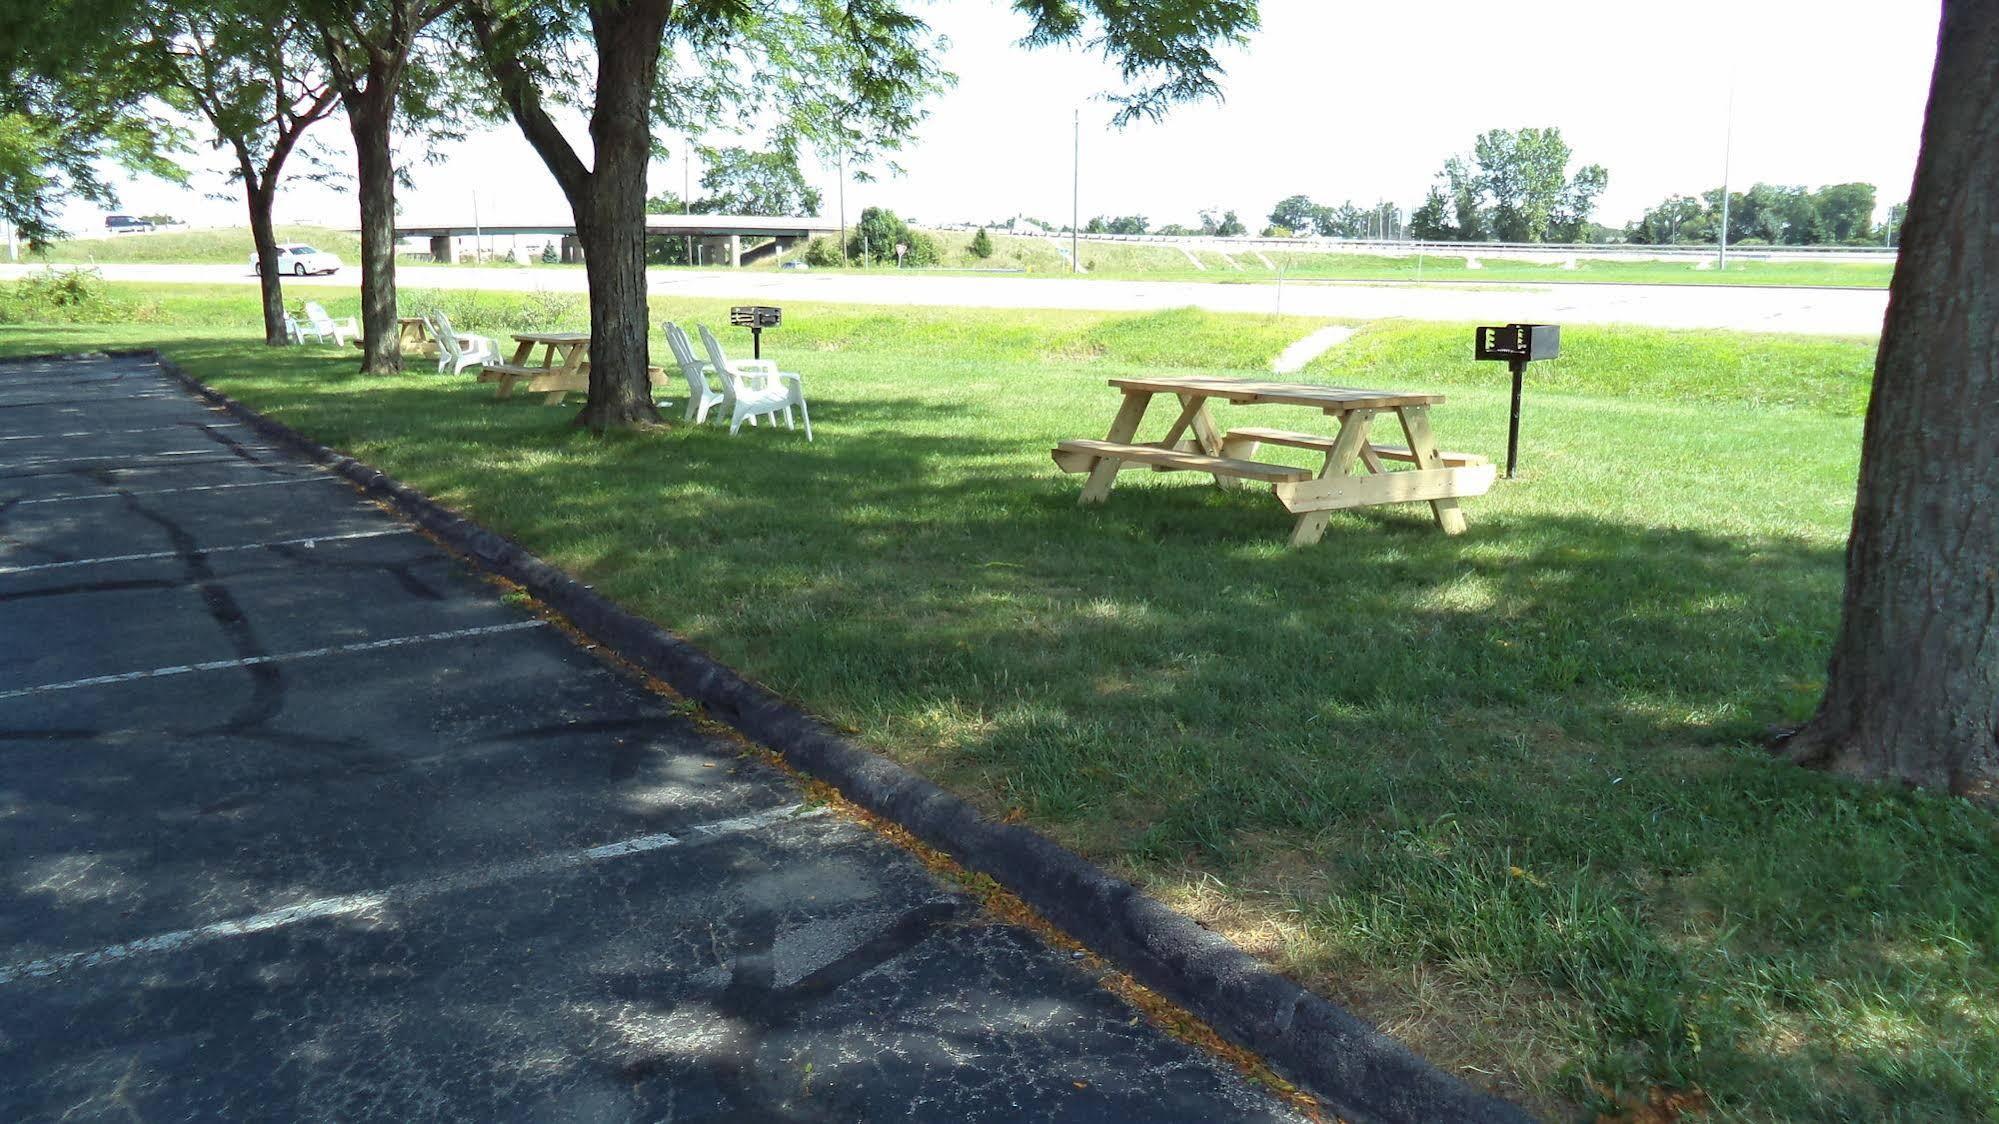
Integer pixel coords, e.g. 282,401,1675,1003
0,354,1307,1122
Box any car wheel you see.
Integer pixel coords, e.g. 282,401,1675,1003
253,262,262,276
293,263,307,277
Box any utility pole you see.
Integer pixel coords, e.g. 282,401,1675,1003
471,189,482,263
684,140,693,265
839,150,848,266
1718,86,1734,271
1071,108,1080,273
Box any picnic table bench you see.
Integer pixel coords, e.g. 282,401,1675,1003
350,315,440,358
1052,375,1495,546
478,332,670,405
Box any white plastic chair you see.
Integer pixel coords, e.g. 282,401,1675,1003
698,323,812,440
663,323,725,423
282,314,306,344
300,302,357,346
427,311,498,375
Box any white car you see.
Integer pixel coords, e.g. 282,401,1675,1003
252,243,343,277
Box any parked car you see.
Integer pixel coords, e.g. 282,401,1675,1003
252,243,343,276
104,214,153,233
780,260,811,271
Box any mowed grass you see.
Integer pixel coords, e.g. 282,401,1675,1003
28,225,364,265
29,222,1893,289
2,285,1992,1122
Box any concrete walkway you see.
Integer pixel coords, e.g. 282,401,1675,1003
0,261,1890,335
0,354,1306,1122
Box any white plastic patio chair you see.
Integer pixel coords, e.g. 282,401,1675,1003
698,323,812,440
300,302,358,346
282,314,306,344
427,310,498,375
663,322,725,423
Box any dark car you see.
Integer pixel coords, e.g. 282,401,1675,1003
104,215,154,233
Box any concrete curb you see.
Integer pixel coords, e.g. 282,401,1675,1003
71,348,1533,1124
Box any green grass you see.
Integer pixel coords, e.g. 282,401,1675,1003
3,284,1991,1123
29,224,1894,289
28,225,364,265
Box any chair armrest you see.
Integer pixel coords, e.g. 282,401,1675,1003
725,358,779,375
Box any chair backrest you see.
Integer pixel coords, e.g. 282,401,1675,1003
302,301,334,327
429,311,463,360
696,324,731,374
663,323,710,398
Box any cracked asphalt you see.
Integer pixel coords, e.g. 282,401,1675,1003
0,354,1309,1122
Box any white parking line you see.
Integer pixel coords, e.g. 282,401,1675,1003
0,804,825,986
0,620,548,700
0,528,410,575
0,449,279,471
0,423,243,443
14,474,334,506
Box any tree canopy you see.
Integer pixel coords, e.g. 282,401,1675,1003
1409,128,1606,243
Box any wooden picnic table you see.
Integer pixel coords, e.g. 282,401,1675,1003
348,316,440,358
1052,375,1496,546
478,331,672,406
478,332,592,404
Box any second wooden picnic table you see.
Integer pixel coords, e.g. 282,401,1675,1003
1052,375,1496,546
479,332,674,406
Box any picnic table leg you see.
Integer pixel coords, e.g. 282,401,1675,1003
1288,408,1378,548
1169,395,1248,491
509,340,534,365
1396,406,1468,534
1079,390,1154,504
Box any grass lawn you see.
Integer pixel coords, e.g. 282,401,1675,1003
28,224,1894,290
3,283,1992,1122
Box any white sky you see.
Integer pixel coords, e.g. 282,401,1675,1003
82,0,1941,235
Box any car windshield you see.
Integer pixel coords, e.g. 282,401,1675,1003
291,246,318,255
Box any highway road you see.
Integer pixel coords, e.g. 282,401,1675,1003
0,262,1889,336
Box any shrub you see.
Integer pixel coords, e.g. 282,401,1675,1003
541,243,560,264
905,230,942,267
0,267,136,324
801,236,845,267
847,207,910,265
970,227,994,259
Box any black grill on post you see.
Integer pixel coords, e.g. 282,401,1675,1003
1474,323,1560,478
729,305,782,359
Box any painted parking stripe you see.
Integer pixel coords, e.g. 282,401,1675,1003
0,804,826,987
0,528,411,576
15,474,335,506
0,620,548,700
0,423,244,443
0,448,281,471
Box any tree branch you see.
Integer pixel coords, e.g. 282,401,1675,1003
464,1,591,202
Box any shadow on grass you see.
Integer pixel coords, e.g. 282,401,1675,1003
159,335,1994,1120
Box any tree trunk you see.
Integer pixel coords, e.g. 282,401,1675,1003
566,1,669,431
246,178,289,347
347,82,401,375
1781,1,1999,800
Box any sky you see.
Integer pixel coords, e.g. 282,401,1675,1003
79,0,1942,236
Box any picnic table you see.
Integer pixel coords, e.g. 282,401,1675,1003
477,331,671,405
348,316,440,358
1052,375,1496,546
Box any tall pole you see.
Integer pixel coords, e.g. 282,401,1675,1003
471,189,482,263
1718,85,1734,271
1071,108,1080,273
683,140,693,266
839,150,848,266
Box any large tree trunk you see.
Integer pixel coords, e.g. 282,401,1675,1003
245,178,288,347
1781,1,1999,800
346,82,401,375
566,1,669,431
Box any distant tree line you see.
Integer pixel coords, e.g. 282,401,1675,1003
1625,183,1904,247
1407,127,1607,243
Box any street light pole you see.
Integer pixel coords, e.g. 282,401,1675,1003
1071,108,1080,274
1718,86,1734,271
